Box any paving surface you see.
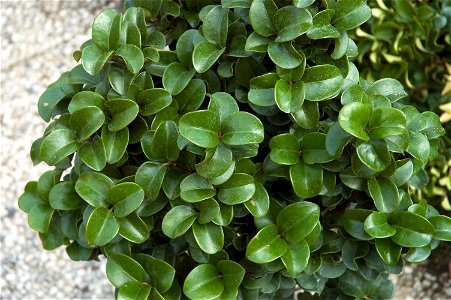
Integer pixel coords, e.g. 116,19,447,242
0,1,450,299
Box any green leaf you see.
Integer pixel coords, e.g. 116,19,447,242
356,140,391,172
151,121,180,161
375,238,402,265
79,135,106,171
40,129,78,165
136,88,172,116
275,80,305,113
107,182,144,218
406,132,430,164
302,64,343,101
368,178,399,214
406,246,431,263
28,203,54,233
175,79,206,114
92,10,121,51
389,159,413,187
193,40,225,73
115,44,144,74
118,282,151,300
216,260,245,291
105,99,139,132
49,182,84,210
70,106,105,141
121,21,141,48
162,205,197,238
118,213,150,244
301,132,336,164
192,221,224,254
281,240,310,275
135,162,167,201
68,91,105,114
196,143,234,178
221,112,264,145
307,9,341,40
195,198,221,224
276,202,320,243
291,100,319,129
248,73,278,107
183,264,224,300
269,133,300,165
275,6,312,42
333,0,372,30
249,0,277,37
75,172,113,207
244,182,270,217
289,161,323,198
390,211,434,247
366,79,407,103
268,42,305,69
101,126,129,164
428,215,451,241
176,29,197,66
338,102,370,140
208,92,239,123
86,207,120,246
106,253,146,288
368,107,407,139
364,212,396,238
343,209,373,240
163,62,196,95
245,32,273,52
134,254,175,293
82,45,113,76
179,110,220,148
421,112,445,139
326,122,353,156
218,173,256,205
180,173,216,203
246,224,288,265
203,6,229,47
19,182,43,213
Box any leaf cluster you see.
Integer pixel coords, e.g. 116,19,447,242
20,0,450,299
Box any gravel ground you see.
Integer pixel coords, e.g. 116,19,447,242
0,1,450,299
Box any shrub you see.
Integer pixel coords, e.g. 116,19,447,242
20,0,451,299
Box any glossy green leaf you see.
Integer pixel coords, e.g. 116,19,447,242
163,62,196,95
268,42,305,69
275,80,305,113
217,173,255,205
82,45,113,76
333,0,372,30
421,111,445,139
275,6,312,42
369,107,407,139
216,260,245,291
151,121,180,161
301,132,336,164
175,79,206,114
96,133,125,167
105,99,139,132
368,178,399,214
118,282,151,300
364,212,396,238
115,44,144,74
356,140,391,172
192,221,224,254
28,203,54,233
79,135,106,171
75,172,113,207
40,129,78,165
406,246,431,263
269,133,300,165
203,6,229,47
375,238,402,266
221,111,264,145
428,215,451,241
107,182,144,218
68,91,105,114
179,110,220,148
180,173,216,202
136,88,172,117
19,182,43,213
70,106,105,141
183,264,224,300
193,40,225,73
303,64,343,101
86,207,119,246
106,253,146,288
135,162,167,200
246,224,288,264
118,213,150,243
289,161,323,198
245,32,273,52
244,182,270,217
281,240,310,275
248,73,278,107
343,209,373,240
388,159,413,187
338,102,370,140
249,0,277,37
92,10,121,51
134,254,175,293
49,182,84,210
307,9,340,40
196,143,234,178
366,78,408,103
406,132,430,164
162,205,197,238
276,202,320,243
326,122,353,156
291,100,319,129
208,92,240,123
390,211,434,247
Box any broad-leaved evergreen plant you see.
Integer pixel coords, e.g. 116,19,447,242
20,0,451,299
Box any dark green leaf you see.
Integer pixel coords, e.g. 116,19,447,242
269,133,300,165
75,172,113,207
276,202,320,243
70,106,105,141
28,203,54,233
356,139,391,172
221,112,264,145
366,78,407,102
275,80,305,113
368,107,407,139
106,253,146,288
183,264,224,300
291,100,319,129
268,42,305,69
49,182,84,210
118,213,150,243
101,126,129,164
338,102,370,140
105,99,139,132
307,9,340,40
303,64,343,101
40,129,78,165
68,91,105,114
192,221,224,254
179,110,220,148
275,6,312,42
375,238,401,265
218,173,255,205
115,44,144,74
208,92,239,123
368,178,399,214
244,182,270,217
82,45,113,76
289,161,323,198
196,143,234,178
203,6,229,47
92,10,121,51
180,173,216,202
135,162,168,200
364,212,396,238
175,79,206,114
246,224,288,263
281,240,310,275
107,182,144,218
428,215,451,241
301,132,336,164
343,209,373,240
249,0,277,37
390,211,434,247
136,88,172,116
151,121,180,161
162,205,197,238
163,62,196,95
193,40,225,73
79,135,106,171
86,207,119,246
118,282,151,300
216,260,245,291
333,0,372,30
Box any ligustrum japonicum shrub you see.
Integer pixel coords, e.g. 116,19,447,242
19,0,451,299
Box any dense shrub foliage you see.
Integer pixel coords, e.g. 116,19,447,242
20,0,451,299
354,0,451,211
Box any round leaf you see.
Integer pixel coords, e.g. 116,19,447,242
195,143,234,178
192,221,224,254
106,253,146,288
107,182,145,218
268,42,305,69
368,178,399,214
338,102,370,140
118,213,150,244
275,6,312,42
289,161,323,198
75,172,113,207
193,40,225,73
105,99,139,132
101,126,129,164
275,80,305,113
86,207,120,246
276,202,320,243
281,240,310,275
118,282,151,300
389,211,434,247
179,110,220,148
82,45,113,76
180,173,216,202
163,62,196,95
221,111,264,145
246,224,288,264
162,205,197,238
136,88,173,116
115,44,144,74
302,64,343,101
28,203,54,233
244,182,270,218
135,162,167,200
249,0,277,37
40,129,79,165
49,182,85,210
79,135,106,171
333,0,372,30
364,212,396,238
217,173,256,205
183,264,224,300
70,106,105,141
92,10,121,51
